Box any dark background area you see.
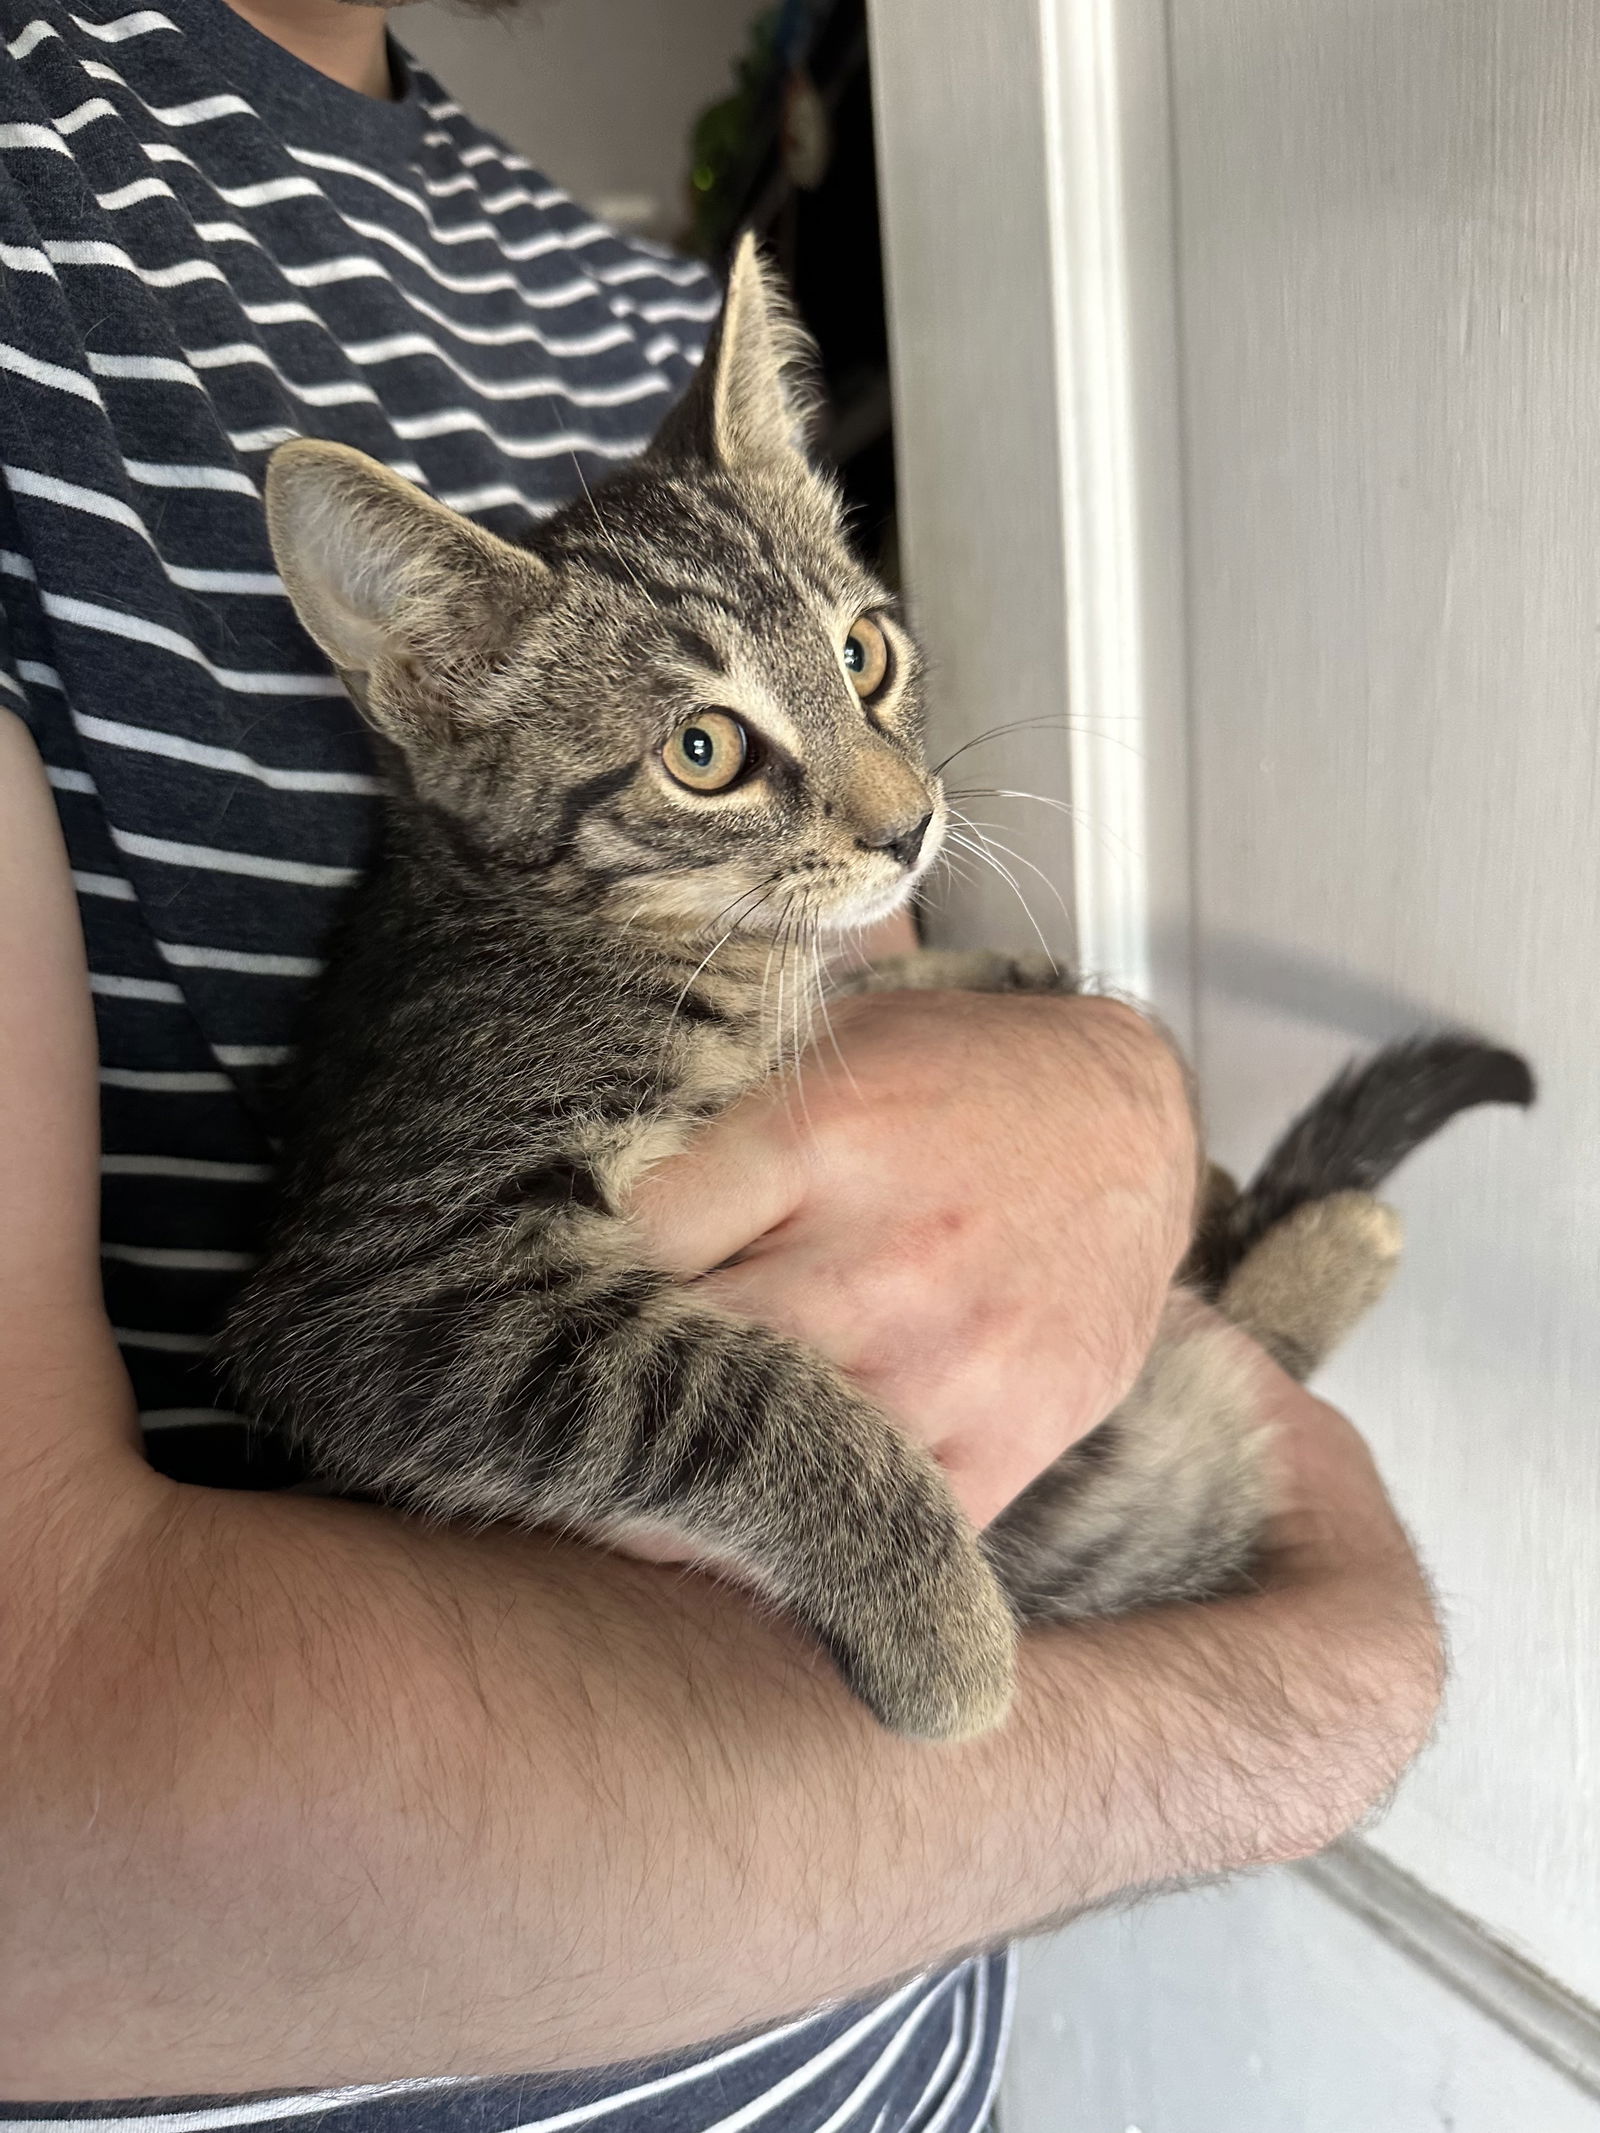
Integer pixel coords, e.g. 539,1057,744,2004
689,0,898,581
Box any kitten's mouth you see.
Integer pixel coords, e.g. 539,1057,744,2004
823,852,944,934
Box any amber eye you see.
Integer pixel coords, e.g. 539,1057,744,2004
842,614,891,699
662,710,750,794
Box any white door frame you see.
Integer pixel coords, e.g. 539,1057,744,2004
867,0,1193,1043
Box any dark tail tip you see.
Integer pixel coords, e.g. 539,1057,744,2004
1461,1044,1537,1112
1192,1032,1534,1296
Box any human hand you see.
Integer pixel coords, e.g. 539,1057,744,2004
629,987,1198,1529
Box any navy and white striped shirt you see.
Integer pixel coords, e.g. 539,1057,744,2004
0,0,1014,2120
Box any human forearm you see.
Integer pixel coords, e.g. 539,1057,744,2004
3,1384,1436,2098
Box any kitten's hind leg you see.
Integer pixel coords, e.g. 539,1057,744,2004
987,1301,1268,1621
1219,1191,1402,1381
989,1195,1401,1623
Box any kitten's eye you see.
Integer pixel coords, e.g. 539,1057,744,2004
842,615,890,699
663,710,750,794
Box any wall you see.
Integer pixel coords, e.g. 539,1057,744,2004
867,0,1191,1016
865,0,1077,970
398,0,759,234
1172,0,1600,2012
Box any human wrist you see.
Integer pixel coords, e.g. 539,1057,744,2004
1018,1564,1437,1899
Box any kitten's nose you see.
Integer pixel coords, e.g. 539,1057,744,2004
859,810,934,870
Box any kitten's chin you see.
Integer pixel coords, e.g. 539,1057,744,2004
821,865,935,934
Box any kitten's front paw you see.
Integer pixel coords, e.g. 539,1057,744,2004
827,1558,1018,1742
839,948,1075,999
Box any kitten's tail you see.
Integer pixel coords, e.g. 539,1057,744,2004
1191,1034,1535,1297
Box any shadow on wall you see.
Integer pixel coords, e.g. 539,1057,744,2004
1170,924,1461,1043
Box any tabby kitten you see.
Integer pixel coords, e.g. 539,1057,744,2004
223,237,1530,1741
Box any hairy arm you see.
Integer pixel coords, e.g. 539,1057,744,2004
0,712,1441,2095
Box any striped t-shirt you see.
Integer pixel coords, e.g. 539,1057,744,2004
0,0,1014,2121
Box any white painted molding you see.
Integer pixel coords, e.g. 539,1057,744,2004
1039,0,1152,1001
869,0,1193,1033
1304,1842,1600,2100
1038,0,1194,1028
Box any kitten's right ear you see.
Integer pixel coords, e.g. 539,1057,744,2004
647,232,819,478
265,439,549,713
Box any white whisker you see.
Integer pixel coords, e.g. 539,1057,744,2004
811,937,862,1101
947,786,1143,867
951,817,1078,945
933,714,1146,778
946,816,1060,975
570,451,650,602
653,879,774,1080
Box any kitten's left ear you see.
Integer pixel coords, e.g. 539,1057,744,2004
265,439,550,710
649,232,819,477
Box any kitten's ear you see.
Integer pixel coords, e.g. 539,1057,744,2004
264,439,549,707
649,232,818,476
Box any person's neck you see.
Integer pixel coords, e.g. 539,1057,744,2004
222,0,394,98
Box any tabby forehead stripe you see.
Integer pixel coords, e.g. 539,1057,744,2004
663,620,728,672
564,545,752,622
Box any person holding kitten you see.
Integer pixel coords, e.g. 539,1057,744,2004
0,0,1443,2118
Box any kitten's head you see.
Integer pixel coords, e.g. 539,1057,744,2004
265,235,943,942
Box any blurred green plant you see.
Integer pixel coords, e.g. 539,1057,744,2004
685,3,818,257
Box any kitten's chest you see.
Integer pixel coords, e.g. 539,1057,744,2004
583,1008,776,1210
456,929,819,1216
